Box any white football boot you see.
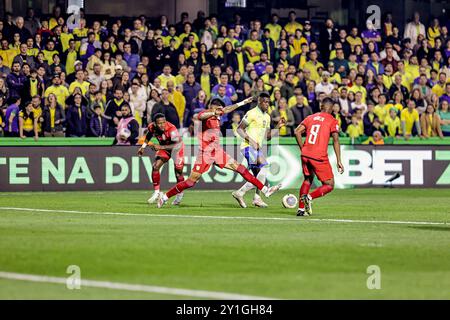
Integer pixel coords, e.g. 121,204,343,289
252,194,268,208
172,192,184,205
147,191,160,204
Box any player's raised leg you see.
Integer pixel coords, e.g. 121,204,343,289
233,149,269,208
171,167,185,205
225,159,281,198
158,171,201,208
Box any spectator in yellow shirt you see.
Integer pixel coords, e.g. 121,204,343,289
157,65,177,89
374,94,388,123
284,11,303,35
431,72,447,97
346,114,364,139
346,27,363,52
0,39,17,68
302,50,324,83
400,100,421,137
427,18,441,47
348,74,367,103
265,14,282,44
167,81,186,123
42,40,59,65
69,70,91,95
44,75,70,108
384,108,401,137
243,30,263,64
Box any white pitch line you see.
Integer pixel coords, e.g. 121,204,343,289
0,271,274,300
0,206,448,226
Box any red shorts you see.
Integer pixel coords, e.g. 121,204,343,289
192,147,232,174
301,156,334,182
155,144,185,171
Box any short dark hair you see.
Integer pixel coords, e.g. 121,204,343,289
210,98,226,108
153,113,166,121
259,92,270,99
322,97,334,105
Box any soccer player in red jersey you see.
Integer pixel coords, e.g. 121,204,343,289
138,114,185,205
294,97,344,216
156,97,281,208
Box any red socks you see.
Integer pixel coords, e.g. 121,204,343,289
236,164,264,190
299,180,311,209
309,184,334,199
166,179,196,198
152,170,161,190
176,174,185,183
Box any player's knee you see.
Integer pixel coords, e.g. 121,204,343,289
305,175,313,183
185,178,196,188
189,172,201,182
324,179,334,189
152,162,162,171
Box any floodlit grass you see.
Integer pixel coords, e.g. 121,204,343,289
0,189,449,299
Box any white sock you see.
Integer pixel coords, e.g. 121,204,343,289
254,167,267,197
238,166,267,195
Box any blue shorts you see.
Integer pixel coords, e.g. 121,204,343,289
242,147,268,170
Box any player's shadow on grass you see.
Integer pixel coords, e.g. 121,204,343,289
408,226,450,232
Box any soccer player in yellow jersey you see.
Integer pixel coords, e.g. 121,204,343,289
232,92,285,208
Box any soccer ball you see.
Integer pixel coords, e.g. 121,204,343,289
282,194,298,209
119,128,131,140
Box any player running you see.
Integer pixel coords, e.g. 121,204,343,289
138,113,185,205
232,92,286,208
157,97,282,208
294,97,344,216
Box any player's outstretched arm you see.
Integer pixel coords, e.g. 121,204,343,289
222,96,254,114
138,129,154,156
332,132,344,174
294,124,306,150
198,109,219,120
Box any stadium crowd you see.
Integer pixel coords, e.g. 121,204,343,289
0,6,449,144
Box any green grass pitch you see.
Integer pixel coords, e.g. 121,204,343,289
0,188,449,299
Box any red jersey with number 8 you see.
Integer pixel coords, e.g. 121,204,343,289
300,112,339,161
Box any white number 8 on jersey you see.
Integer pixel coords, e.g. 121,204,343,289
308,124,321,145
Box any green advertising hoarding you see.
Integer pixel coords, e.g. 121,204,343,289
0,144,449,191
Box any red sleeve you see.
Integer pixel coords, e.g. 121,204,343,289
330,118,339,134
300,116,310,129
147,123,155,132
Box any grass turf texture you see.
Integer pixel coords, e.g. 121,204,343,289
0,189,449,299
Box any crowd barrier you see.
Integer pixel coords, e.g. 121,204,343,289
1,138,449,191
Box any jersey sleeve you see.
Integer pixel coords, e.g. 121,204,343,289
168,127,181,142
330,118,340,134
300,115,310,129
241,110,253,126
